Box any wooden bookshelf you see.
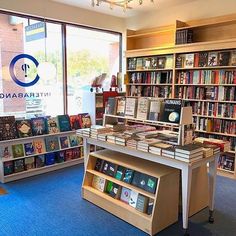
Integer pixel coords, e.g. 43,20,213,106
82,149,180,235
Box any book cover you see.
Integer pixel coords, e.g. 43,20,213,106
35,155,45,168
14,159,25,173
33,138,46,154
57,115,71,132
115,166,126,180
31,117,47,136
4,161,14,176
92,175,106,192
47,117,60,134
184,53,194,68
175,143,203,155
72,147,80,159
69,115,81,130
218,51,230,66
12,144,24,158
127,57,137,70
105,97,117,115
165,55,173,68
143,57,152,69
129,190,139,208
136,57,143,70
24,157,35,170
150,57,157,69
45,136,60,152
78,113,91,129
147,198,154,215
198,52,208,67
157,57,166,69
106,162,118,177
125,97,137,118
0,145,13,159
69,135,80,147
45,152,56,165
122,169,134,184
148,99,162,121
131,171,141,187
136,194,149,213
0,116,17,140
175,55,184,68
230,50,236,66
136,97,150,120
16,119,32,138
65,149,73,161
59,136,69,149
101,161,110,175
160,99,182,124
208,51,218,66
120,187,131,204
24,142,35,156
94,158,104,172
116,97,126,116
55,151,65,163
106,181,120,199
145,175,158,194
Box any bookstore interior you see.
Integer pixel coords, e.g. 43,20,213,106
0,1,236,236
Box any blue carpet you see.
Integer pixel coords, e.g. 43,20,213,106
0,165,236,236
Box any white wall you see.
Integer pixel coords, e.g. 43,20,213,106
126,0,236,30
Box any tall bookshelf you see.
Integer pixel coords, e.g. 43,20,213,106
125,13,236,179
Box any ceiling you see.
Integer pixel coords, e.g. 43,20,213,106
52,0,197,18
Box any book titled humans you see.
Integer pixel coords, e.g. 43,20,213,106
160,99,182,124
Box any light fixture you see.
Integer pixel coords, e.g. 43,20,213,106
91,0,154,11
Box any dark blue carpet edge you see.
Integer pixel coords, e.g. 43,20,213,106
0,164,235,236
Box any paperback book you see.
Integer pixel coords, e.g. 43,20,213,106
45,136,60,152
35,155,45,168
120,187,131,204
0,116,17,140
12,144,24,158
14,159,25,173
125,97,137,118
45,152,56,165
47,117,59,134
92,175,106,192
57,115,71,132
78,113,91,129
24,157,35,170
24,142,35,156
0,145,13,159
116,97,126,116
59,136,69,149
31,117,47,135
136,97,150,120
16,119,32,138
69,135,80,147
33,138,46,154
69,115,81,130
4,161,14,175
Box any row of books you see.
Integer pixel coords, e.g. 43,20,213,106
0,113,91,141
176,70,236,84
127,55,173,70
195,118,235,135
176,86,236,101
129,71,172,84
0,135,82,160
185,101,236,118
175,29,193,45
176,50,236,68
92,175,154,214
218,154,235,172
129,85,172,98
94,158,158,194
106,97,182,124
3,148,83,176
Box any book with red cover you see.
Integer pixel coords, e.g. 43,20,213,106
78,113,91,128
69,115,81,130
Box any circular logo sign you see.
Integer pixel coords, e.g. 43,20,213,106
9,54,40,87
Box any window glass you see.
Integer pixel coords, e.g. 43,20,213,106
66,26,120,115
0,13,63,118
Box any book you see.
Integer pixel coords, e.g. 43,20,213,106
129,190,139,208
165,55,173,68
78,113,91,129
148,99,162,121
72,147,80,159
136,57,143,70
160,99,182,124
106,181,121,199
45,136,60,152
57,115,71,132
0,116,17,140
65,149,73,161
4,161,14,175
55,151,65,163
157,57,166,69
16,119,32,138
136,194,149,213
33,138,46,154
145,175,158,193
150,57,157,69
69,135,81,147
175,143,203,155
116,97,126,116
198,52,208,67
136,97,150,120
218,51,230,66
92,176,106,192
131,171,141,187
125,97,137,118
14,159,25,173
69,115,81,130
147,198,154,215
31,117,47,135
101,161,110,174
122,169,134,184
208,51,218,66
175,55,184,68
143,57,152,69
35,155,45,168
94,158,104,172
105,97,117,115
0,144,13,159
230,50,236,66
120,187,131,204
115,166,126,180
24,157,35,170
59,136,69,149
12,144,24,158
184,53,194,68
106,162,118,177
24,142,35,156
47,117,60,134
45,152,56,165
127,57,137,70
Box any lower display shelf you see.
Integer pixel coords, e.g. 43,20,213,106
1,158,84,183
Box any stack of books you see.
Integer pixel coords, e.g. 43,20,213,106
162,147,175,158
76,128,90,137
127,137,142,149
105,123,126,132
136,130,160,139
149,143,172,155
114,133,132,146
175,144,204,162
202,147,214,158
137,138,161,152
90,125,112,139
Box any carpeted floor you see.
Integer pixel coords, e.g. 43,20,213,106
0,165,236,236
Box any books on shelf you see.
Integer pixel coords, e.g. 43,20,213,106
45,136,60,152
92,175,107,192
47,117,60,134
31,117,47,136
136,97,150,120
218,153,235,172
12,144,24,158
0,144,13,159
24,142,35,156
0,116,17,141
125,97,137,118
148,99,163,121
120,187,131,204
136,194,149,213
16,119,32,138
116,97,126,116
175,143,203,155
129,190,139,208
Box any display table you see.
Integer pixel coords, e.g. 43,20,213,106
82,137,218,235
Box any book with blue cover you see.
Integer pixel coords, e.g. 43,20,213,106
57,115,71,132
59,136,69,149
31,117,48,135
24,142,35,156
45,136,60,152
45,152,56,165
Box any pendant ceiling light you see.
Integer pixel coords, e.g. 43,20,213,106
91,0,154,11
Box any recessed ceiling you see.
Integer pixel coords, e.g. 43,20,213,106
52,0,197,18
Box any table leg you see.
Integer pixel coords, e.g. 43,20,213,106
181,167,192,235
208,154,218,223
83,138,90,169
